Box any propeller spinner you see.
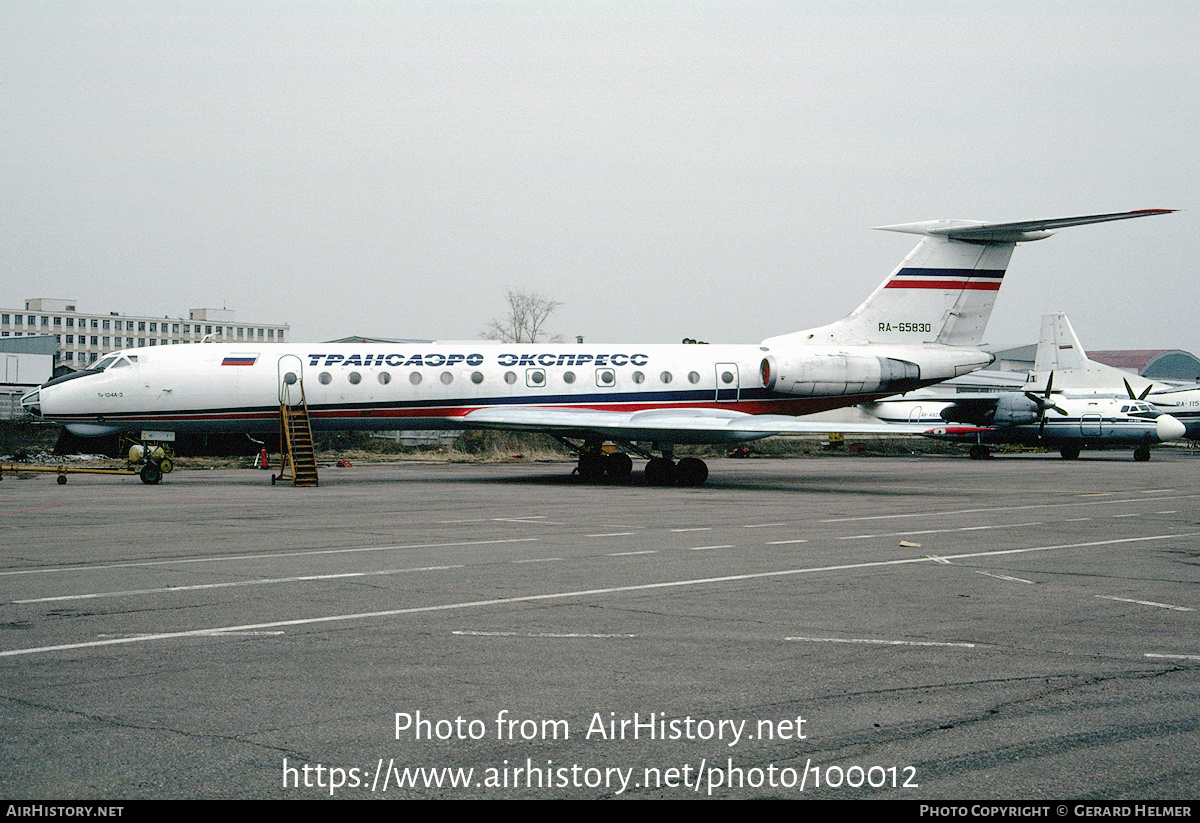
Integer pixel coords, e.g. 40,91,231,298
1024,373,1068,438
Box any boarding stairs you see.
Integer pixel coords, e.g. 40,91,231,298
276,380,319,487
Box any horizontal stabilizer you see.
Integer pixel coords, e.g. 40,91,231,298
875,209,1175,244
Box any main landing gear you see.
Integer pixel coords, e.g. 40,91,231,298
645,454,709,487
557,437,710,487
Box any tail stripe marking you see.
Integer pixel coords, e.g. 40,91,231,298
885,267,1005,291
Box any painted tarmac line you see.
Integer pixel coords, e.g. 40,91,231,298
841,522,1041,540
975,571,1036,584
452,631,637,639
821,494,1200,524
5,531,1199,659
1097,595,1193,612
0,538,540,577
15,564,468,603
786,636,976,648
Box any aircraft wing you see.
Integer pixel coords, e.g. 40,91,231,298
874,393,1000,407
461,406,934,444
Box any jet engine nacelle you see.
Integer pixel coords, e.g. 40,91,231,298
760,354,921,397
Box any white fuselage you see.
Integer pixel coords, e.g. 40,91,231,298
27,341,990,441
864,395,1184,448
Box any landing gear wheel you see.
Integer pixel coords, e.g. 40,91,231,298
605,452,633,480
675,457,709,487
139,462,163,485
1060,445,1081,460
56,475,67,485
159,457,173,474
968,444,991,460
575,451,606,482
1133,445,1151,462
644,457,677,487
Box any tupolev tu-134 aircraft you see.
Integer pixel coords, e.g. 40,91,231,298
22,210,1172,486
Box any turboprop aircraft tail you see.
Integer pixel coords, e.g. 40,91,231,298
1030,312,1155,392
762,210,1173,349
1034,312,1092,374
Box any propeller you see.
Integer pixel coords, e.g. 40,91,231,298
1123,378,1154,401
1024,372,1068,438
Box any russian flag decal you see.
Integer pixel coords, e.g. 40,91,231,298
222,353,259,366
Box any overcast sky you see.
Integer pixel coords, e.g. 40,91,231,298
2,1,1196,351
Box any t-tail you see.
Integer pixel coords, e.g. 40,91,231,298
762,210,1174,349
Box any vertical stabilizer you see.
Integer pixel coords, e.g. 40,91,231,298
1033,313,1089,373
763,229,1015,347
1030,312,1152,392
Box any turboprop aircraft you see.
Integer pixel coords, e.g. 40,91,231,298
1029,312,1200,442
22,210,1172,485
861,312,1188,460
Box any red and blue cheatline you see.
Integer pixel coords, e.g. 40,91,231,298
221,354,259,367
883,267,1005,291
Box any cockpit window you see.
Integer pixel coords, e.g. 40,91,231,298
1125,402,1157,418
91,354,138,372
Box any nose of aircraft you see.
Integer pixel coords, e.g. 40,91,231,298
1156,414,1186,442
20,388,40,419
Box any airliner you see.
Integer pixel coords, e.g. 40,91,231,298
862,312,1188,460
22,210,1172,485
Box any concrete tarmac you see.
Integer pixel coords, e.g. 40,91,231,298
1,450,1198,799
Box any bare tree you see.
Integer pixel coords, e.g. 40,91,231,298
480,289,564,344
